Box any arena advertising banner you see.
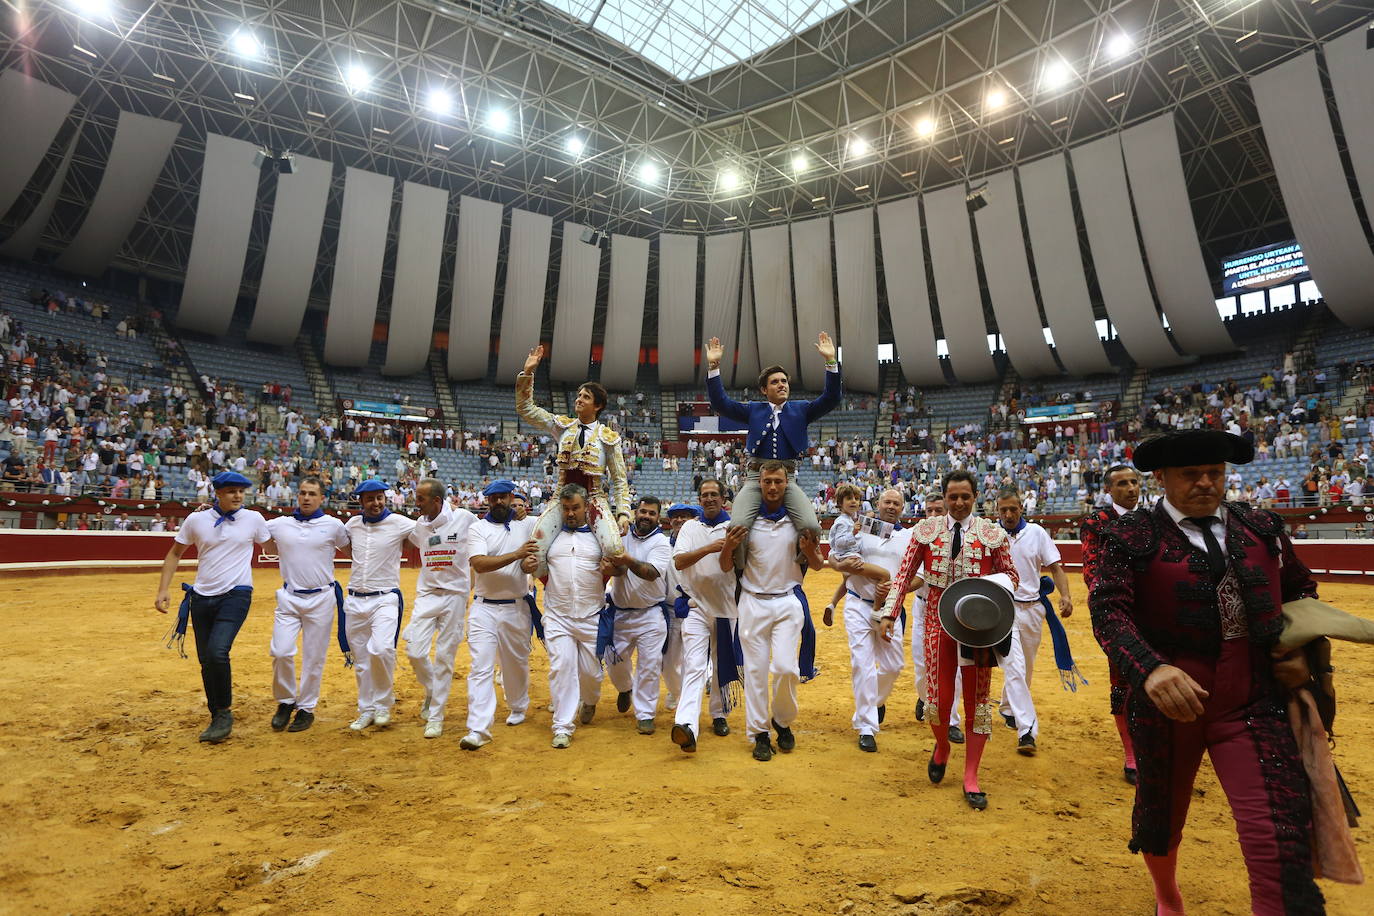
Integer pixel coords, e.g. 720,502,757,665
1221,239,1309,294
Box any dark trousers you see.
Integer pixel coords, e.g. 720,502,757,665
189,587,253,713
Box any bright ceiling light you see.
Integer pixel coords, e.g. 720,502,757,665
71,0,113,19
487,108,510,132
1042,60,1074,90
1106,33,1133,59
849,136,870,156
915,117,936,138
638,161,660,184
344,65,371,94
719,170,741,192
791,153,808,173
985,87,1007,110
426,88,453,116
231,30,261,58
565,135,585,156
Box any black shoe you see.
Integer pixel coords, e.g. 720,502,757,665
287,709,315,732
752,733,774,762
772,719,795,752
1017,733,1037,756
712,717,730,737
914,699,925,722
199,709,233,744
877,704,886,725
858,734,877,753
616,691,631,713
948,725,965,744
671,723,697,753
928,750,947,784
963,790,988,811
1002,713,1017,730
1124,767,1138,786
271,702,295,731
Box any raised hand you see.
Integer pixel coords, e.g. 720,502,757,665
705,337,724,370
522,345,545,375
815,331,836,363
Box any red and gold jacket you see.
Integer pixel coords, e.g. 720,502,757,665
880,514,1018,620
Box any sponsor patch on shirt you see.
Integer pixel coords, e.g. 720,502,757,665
428,535,441,546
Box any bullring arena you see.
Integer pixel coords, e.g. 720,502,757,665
5,0,1374,913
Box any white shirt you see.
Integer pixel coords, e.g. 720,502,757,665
673,515,738,619
267,512,349,591
609,526,672,610
740,513,803,596
175,507,271,595
468,515,537,601
1161,498,1227,555
850,523,914,603
544,528,605,619
409,503,478,594
1005,522,1061,603
344,512,416,592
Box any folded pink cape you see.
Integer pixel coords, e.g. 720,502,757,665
1288,690,1364,884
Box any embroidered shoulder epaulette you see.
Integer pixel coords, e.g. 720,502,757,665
555,415,577,428
1227,501,1283,538
598,426,621,445
913,516,943,544
971,516,1007,548
1100,510,1158,558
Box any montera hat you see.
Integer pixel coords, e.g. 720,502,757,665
1133,429,1255,472
938,572,1015,648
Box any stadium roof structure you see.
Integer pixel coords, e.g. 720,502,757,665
1,0,1371,340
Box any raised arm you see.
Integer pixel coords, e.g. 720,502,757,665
515,345,560,435
803,332,843,422
705,337,752,424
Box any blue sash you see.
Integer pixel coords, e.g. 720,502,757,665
713,617,744,713
794,584,819,682
332,582,352,667
525,592,544,643
1039,575,1087,691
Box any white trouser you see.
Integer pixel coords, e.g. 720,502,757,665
403,589,468,725
738,591,803,739
998,600,1044,738
911,596,961,726
675,611,729,729
661,616,684,700
544,613,603,735
270,586,336,712
844,596,905,735
607,607,667,720
465,598,532,741
345,591,400,714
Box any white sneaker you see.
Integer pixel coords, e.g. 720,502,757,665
374,708,392,727
349,711,375,731
551,732,572,749
460,732,490,750
665,692,678,711
505,712,526,727
424,721,443,739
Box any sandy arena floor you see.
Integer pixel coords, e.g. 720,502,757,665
1,569,1370,916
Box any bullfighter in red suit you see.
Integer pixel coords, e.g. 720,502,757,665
1079,463,1143,785
879,469,1018,810
1088,430,1324,916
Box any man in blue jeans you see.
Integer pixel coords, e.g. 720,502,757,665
154,471,272,743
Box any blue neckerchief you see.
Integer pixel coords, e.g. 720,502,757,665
293,508,325,522
211,500,237,527
631,526,662,540
702,510,730,527
361,509,392,524
1002,517,1028,536
759,503,788,522
563,524,592,533
484,512,511,531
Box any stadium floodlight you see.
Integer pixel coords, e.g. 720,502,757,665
719,170,741,192
487,108,510,132
345,64,371,94
426,88,453,116
70,0,113,19
232,30,262,59
565,135,585,156
1105,33,1133,59
915,117,936,138
638,161,661,184
791,153,808,173
849,136,870,157
985,87,1007,110
1042,59,1074,91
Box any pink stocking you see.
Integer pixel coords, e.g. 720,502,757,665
1143,848,1185,915
1115,714,1137,769
962,731,987,793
